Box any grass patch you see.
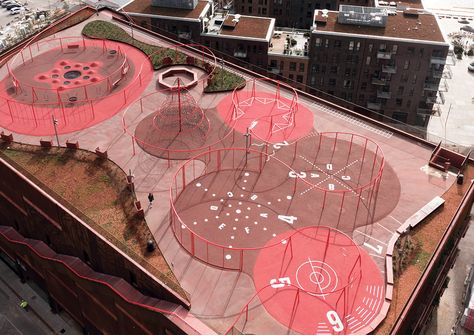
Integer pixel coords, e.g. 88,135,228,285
82,20,246,92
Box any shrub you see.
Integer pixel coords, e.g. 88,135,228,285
82,20,246,93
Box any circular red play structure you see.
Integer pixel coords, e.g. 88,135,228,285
227,226,385,335
0,36,152,136
169,138,391,270
217,78,314,144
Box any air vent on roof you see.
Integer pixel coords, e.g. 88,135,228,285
314,9,328,25
337,5,387,27
403,10,419,18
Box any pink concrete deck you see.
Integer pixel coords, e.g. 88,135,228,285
0,12,459,335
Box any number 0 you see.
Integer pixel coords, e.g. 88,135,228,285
326,311,344,332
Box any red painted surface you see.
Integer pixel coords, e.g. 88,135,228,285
217,91,314,143
253,227,384,335
0,40,152,136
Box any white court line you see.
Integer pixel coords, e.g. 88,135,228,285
376,221,393,233
369,253,385,259
389,215,403,225
355,230,388,246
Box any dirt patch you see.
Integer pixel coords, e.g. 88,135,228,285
1,142,188,301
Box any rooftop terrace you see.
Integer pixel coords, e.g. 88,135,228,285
269,30,310,57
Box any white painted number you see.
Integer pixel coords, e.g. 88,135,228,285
270,276,291,288
210,205,218,211
326,163,333,171
328,183,335,191
363,242,383,255
326,311,344,332
342,175,351,181
289,171,307,178
278,215,298,225
227,192,234,197
273,141,289,150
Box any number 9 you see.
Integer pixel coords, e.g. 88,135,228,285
326,311,344,332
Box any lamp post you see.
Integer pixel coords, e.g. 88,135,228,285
52,115,60,147
119,8,134,41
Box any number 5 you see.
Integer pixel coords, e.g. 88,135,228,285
326,311,344,332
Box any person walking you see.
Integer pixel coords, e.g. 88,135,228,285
148,193,154,207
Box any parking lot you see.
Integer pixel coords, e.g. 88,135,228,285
0,0,81,28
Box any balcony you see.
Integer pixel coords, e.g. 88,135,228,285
432,69,444,78
430,56,447,65
424,79,448,92
233,50,247,58
371,77,389,85
417,105,441,116
377,51,393,59
382,65,397,74
377,90,391,99
367,101,382,110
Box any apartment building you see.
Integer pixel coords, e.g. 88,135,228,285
233,0,372,28
306,6,449,127
124,0,274,68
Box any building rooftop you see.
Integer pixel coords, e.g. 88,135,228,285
204,13,274,40
124,0,209,19
313,10,445,43
269,30,310,56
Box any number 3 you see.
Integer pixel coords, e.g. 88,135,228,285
326,311,344,332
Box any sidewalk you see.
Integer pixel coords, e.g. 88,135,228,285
0,260,82,335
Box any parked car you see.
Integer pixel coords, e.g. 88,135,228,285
6,3,21,10
10,6,24,15
2,1,17,7
461,25,474,33
468,62,474,72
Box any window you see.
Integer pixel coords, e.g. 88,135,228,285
262,8,267,14
296,75,303,83
356,42,361,51
393,111,408,123
379,43,386,51
403,60,410,70
290,62,297,71
368,44,373,52
408,47,415,55
401,73,408,82
396,98,403,106
406,100,411,107
409,88,414,96
348,41,354,51
130,271,138,288
344,68,351,76
329,78,336,86
289,74,294,80
397,86,404,95
325,39,329,48
412,74,417,84
270,60,277,68
366,56,371,65
330,66,338,74
334,40,342,48
248,6,252,12
361,82,367,90
315,38,321,47
343,79,352,88
358,94,365,101
299,63,305,72
392,45,398,54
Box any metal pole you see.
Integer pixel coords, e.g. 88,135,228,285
52,115,60,147
244,128,250,165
